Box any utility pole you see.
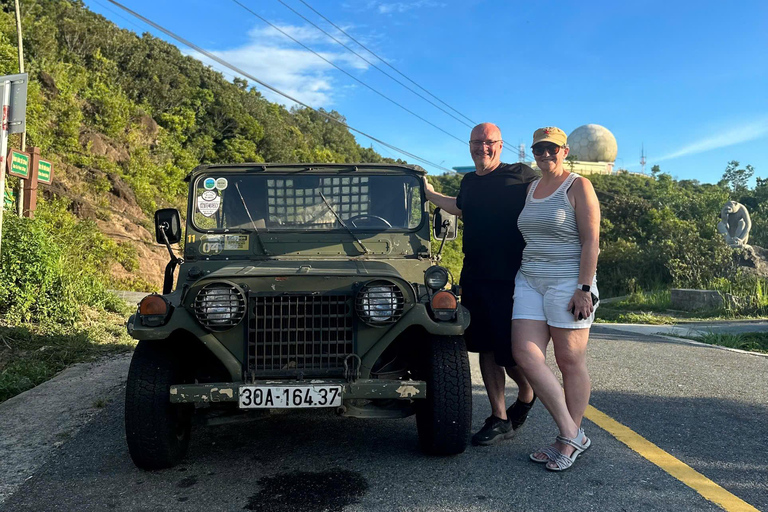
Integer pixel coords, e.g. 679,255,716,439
14,0,26,217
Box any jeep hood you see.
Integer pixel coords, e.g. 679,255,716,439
203,260,408,280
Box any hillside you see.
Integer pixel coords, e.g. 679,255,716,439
0,0,403,290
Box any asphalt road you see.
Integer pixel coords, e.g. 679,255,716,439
2,327,766,512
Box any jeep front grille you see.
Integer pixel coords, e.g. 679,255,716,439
246,294,354,378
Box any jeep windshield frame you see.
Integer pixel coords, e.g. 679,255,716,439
189,170,426,234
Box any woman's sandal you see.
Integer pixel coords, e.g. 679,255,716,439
530,428,589,464
545,429,591,472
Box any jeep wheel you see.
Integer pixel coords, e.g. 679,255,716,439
416,335,472,455
125,340,193,470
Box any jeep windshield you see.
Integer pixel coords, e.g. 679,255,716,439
192,173,423,232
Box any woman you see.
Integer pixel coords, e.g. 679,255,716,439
511,126,601,471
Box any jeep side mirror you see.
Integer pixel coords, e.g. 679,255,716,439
433,207,457,241
155,208,182,244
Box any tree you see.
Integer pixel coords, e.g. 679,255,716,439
651,164,661,177
722,160,754,194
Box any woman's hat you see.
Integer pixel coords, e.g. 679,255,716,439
532,127,567,147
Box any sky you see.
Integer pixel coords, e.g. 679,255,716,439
84,0,768,184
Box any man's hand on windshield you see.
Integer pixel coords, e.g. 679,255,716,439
423,176,436,199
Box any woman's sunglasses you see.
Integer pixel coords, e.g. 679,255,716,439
532,143,563,157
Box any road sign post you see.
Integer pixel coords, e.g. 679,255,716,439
0,73,28,255
22,147,40,218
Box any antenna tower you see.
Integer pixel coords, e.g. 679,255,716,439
640,144,647,174
519,143,525,163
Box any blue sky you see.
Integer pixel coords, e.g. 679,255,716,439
86,0,767,184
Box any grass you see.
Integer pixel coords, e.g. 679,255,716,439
596,289,768,324
691,332,768,354
0,306,136,404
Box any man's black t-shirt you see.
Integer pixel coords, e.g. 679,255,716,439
456,162,538,283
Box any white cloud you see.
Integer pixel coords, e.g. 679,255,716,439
655,118,768,162
188,22,371,107
371,1,447,14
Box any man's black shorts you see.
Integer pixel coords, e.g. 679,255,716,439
460,279,516,368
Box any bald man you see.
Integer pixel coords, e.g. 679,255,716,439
424,123,538,446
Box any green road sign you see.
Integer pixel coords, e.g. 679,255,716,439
7,150,30,179
38,159,53,184
4,189,15,209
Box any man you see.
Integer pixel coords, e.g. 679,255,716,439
424,123,538,445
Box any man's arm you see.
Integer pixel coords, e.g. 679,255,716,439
423,176,462,216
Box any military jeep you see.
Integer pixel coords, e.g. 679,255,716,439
124,163,472,470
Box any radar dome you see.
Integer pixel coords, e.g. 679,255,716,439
567,124,617,162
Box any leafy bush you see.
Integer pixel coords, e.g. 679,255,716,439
0,200,129,324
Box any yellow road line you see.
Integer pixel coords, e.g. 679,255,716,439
585,405,759,512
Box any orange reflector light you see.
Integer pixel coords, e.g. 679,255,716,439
140,295,168,315
431,291,457,310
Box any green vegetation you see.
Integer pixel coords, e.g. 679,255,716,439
0,310,135,403
692,332,768,354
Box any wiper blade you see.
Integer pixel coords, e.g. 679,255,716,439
318,191,370,255
234,181,270,255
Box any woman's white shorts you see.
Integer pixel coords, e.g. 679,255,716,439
512,272,598,329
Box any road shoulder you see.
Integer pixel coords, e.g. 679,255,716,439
0,353,132,505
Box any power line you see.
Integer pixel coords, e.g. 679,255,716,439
231,0,467,146
271,0,473,129
295,0,476,126
105,0,456,173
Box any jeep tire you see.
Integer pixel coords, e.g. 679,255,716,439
415,335,472,455
125,340,193,470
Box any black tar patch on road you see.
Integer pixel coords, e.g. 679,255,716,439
244,468,368,512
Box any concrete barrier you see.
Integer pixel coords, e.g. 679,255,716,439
670,289,724,311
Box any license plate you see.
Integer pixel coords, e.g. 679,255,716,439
238,385,343,409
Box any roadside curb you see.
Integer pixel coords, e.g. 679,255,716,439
596,324,768,359
655,334,768,359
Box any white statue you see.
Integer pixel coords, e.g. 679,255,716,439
717,201,751,247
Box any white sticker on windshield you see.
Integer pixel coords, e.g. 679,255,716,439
201,190,217,201
224,234,249,251
197,193,221,217
215,177,228,190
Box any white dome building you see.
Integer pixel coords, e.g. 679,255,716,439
567,124,618,163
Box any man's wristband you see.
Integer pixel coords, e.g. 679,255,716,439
578,284,591,292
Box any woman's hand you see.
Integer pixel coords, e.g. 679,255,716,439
567,289,594,321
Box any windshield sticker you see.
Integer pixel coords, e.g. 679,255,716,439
203,177,216,190
200,234,224,255
215,177,228,190
224,234,249,251
197,193,221,217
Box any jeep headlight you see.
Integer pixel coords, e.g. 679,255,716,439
193,282,246,331
424,265,449,290
355,280,404,326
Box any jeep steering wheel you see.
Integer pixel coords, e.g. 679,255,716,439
348,214,392,228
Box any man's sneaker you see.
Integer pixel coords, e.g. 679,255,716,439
471,415,514,446
507,394,536,430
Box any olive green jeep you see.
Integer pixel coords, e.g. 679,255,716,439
124,163,471,469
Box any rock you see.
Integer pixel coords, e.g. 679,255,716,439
735,245,768,278
107,173,137,206
38,71,58,96
79,132,129,163
136,113,160,145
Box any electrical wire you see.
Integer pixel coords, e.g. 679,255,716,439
105,0,456,173
271,0,473,129
295,0,476,126
230,0,467,146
